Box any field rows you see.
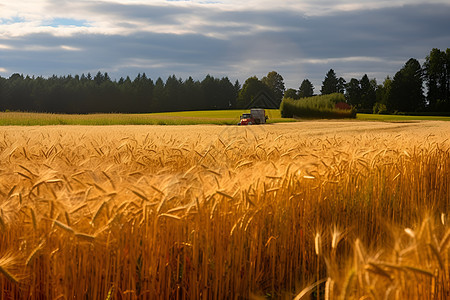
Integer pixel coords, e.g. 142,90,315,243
0,122,449,299
0,111,449,126
0,110,292,126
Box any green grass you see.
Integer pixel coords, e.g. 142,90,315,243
2,110,449,126
357,113,450,122
280,94,356,119
0,110,295,126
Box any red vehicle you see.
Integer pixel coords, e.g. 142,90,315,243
238,109,267,125
238,113,255,125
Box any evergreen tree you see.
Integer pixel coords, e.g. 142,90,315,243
321,69,338,95
133,73,153,113
389,58,425,112
219,77,236,109
298,79,314,98
345,78,361,107
165,75,183,112
152,77,165,112
183,77,202,110
337,77,346,94
380,78,391,106
201,75,218,110
360,74,376,110
230,80,241,108
423,48,450,111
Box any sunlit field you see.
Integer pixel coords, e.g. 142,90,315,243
0,121,449,299
0,110,293,126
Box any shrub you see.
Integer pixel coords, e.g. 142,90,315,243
373,102,387,114
280,93,356,119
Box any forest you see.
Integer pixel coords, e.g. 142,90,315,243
0,48,449,114
0,73,240,114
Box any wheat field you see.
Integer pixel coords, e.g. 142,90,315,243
0,121,449,299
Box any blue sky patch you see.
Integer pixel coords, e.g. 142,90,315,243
43,18,90,28
0,16,26,25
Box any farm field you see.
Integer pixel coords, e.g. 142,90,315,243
0,110,293,126
0,121,449,299
1,110,450,126
356,113,450,122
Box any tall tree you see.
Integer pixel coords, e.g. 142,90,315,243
94,71,105,85
337,77,346,94
237,76,269,108
321,69,338,95
261,71,285,106
298,79,314,98
389,58,425,112
219,77,236,109
183,76,202,110
372,76,392,114
423,48,450,110
201,75,218,110
345,78,361,107
230,80,240,109
152,77,165,112
165,75,183,112
360,74,376,110
379,76,392,107
201,76,235,110
133,73,153,113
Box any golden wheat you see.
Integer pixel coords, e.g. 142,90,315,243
0,121,449,299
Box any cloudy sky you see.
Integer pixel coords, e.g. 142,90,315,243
1,0,449,90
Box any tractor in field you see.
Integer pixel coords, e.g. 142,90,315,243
238,109,267,125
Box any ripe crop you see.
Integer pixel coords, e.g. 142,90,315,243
0,122,449,299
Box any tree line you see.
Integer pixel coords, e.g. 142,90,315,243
0,71,286,114
287,48,450,114
0,47,449,114
0,73,242,113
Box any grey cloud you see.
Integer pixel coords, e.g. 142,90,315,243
0,31,232,78
46,1,202,26
1,3,449,90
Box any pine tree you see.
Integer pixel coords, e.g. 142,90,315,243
298,79,314,98
321,69,338,95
